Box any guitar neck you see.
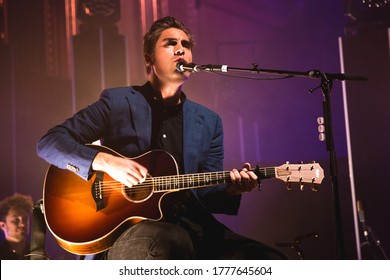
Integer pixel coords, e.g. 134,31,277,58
153,167,275,192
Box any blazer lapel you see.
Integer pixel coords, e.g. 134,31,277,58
126,89,151,152
183,101,204,173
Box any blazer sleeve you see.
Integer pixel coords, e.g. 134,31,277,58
36,90,114,180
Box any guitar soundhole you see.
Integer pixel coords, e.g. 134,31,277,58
123,178,154,203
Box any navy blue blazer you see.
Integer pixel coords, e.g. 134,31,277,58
37,84,241,215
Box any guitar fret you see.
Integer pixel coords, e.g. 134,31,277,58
218,172,225,184
169,176,174,189
175,176,179,189
166,177,170,190
163,177,167,190
155,177,160,191
164,177,168,191
187,175,193,187
258,168,276,179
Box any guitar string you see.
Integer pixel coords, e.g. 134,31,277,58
97,174,231,193
95,168,279,194
78,166,318,198
98,170,233,190
95,167,320,194
98,167,279,189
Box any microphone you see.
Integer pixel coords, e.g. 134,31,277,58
176,60,201,72
176,60,228,73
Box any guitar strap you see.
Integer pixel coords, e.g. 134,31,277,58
29,199,50,260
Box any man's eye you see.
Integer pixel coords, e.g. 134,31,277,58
182,42,192,49
166,41,177,46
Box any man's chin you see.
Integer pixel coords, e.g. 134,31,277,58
15,232,27,240
177,71,191,80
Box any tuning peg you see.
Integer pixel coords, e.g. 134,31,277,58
311,184,318,192
287,183,292,191
299,177,304,190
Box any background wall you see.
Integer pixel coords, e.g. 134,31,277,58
0,0,388,260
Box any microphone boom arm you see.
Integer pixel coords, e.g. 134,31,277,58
211,63,367,81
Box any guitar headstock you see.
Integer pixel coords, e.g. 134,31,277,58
276,162,324,191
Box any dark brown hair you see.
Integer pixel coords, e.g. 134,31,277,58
0,193,34,221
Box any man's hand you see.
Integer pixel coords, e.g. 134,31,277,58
226,162,259,196
92,152,148,187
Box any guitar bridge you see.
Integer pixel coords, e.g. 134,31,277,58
92,171,105,211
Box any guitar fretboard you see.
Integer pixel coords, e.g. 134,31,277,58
153,167,276,192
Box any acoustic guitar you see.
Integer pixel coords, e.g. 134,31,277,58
43,145,324,255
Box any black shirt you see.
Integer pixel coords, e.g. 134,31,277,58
140,83,227,243
142,82,185,173
0,240,30,260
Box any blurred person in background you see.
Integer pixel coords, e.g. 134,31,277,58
0,193,34,260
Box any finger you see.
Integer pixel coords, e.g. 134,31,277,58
247,170,258,181
241,162,258,182
136,166,148,183
243,162,252,170
239,169,251,181
137,164,149,179
125,173,141,187
230,169,241,183
240,173,258,192
127,164,148,182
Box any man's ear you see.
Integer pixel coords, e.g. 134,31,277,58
0,221,6,230
144,53,153,75
144,53,151,65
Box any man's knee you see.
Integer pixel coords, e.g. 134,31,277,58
107,221,194,259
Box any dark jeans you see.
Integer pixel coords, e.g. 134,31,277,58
105,220,288,260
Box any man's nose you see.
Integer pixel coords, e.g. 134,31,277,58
18,217,27,227
175,48,185,56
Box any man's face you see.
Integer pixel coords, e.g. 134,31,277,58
150,27,193,84
0,208,29,242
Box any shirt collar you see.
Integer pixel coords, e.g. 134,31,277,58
142,81,186,109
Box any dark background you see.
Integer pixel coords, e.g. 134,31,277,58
0,0,389,260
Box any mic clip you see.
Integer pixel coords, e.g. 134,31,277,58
176,60,228,73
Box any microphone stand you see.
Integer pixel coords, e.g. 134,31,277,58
317,71,345,260
200,64,367,259
362,225,389,260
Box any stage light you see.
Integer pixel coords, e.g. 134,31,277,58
77,0,120,25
